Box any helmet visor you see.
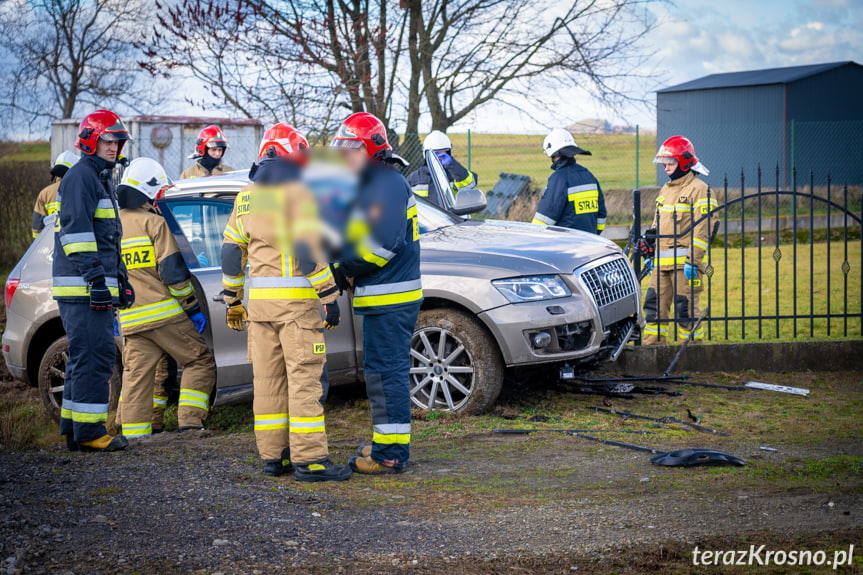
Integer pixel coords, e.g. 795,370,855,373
206,140,228,148
330,138,364,149
653,156,676,165
100,131,131,142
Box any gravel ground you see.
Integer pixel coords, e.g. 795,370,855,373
1,369,862,574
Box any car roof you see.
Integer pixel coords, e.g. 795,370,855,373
166,163,355,199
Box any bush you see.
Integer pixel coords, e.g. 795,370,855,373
0,162,48,268
0,397,54,451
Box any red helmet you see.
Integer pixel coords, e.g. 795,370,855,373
193,125,229,159
258,123,310,166
653,135,699,171
75,110,130,156
330,112,391,159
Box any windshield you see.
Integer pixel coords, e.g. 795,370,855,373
416,196,460,233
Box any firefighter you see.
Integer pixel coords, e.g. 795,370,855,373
32,151,79,239
116,157,216,439
642,135,716,345
53,109,131,452
330,112,422,475
532,128,607,234
221,123,351,482
180,125,234,179
406,130,477,209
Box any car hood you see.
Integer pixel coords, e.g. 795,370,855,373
421,219,622,278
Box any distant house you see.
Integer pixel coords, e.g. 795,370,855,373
656,61,863,186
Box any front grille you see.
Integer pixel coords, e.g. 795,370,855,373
580,257,637,308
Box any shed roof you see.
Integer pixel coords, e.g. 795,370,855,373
658,61,861,93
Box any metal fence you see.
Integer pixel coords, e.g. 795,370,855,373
628,165,862,342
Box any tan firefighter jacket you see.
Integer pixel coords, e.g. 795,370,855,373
117,206,199,334
32,179,61,238
180,161,234,180
652,171,718,271
221,181,337,327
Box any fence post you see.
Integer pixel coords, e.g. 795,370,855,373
635,124,639,190
632,187,642,345
467,129,472,172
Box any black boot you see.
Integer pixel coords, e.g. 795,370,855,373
262,447,293,477
294,458,352,483
64,434,79,452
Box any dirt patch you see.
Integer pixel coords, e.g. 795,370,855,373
1,370,862,573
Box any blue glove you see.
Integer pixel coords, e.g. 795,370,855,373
684,262,698,280
435,151,453,167
190,312,207,333
196,251,209,267
113,316,120,337
642,258,654,275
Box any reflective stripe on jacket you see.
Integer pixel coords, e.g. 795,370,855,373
652,171,718,271
52,155,125,304
32,179,61,238
532,158,607,234
340,162,422,314
117,205,198,334
220,168,338,325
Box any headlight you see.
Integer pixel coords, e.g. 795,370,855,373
492,275,571,303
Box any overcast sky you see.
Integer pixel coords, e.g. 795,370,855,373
467,0,862,134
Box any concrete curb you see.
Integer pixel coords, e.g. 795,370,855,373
617,339,863,374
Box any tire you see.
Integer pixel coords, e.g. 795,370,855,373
38,336,122,424
410,308,504,415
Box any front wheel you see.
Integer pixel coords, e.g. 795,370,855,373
409,308,504,414
38,336,122,424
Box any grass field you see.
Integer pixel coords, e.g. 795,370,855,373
643,240,863,342
443,132,658,192
0,141,51,164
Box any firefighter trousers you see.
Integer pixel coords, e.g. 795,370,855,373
642,268,704,345
116,355,170,431
58,302,115,442
120,315,215,437
248,320,329,463
361,303,421,470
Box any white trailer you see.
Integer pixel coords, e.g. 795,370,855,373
51,115,263,180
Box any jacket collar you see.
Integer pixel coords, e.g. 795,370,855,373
666,170,696,188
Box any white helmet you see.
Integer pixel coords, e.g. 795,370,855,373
543,128,591,158
120,157,173,200
50,150,80,178
423,130,452,152
53,150,80,170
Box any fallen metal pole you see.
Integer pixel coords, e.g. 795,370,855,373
590,407,731,436
493,429,654,436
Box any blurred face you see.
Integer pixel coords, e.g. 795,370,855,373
95,139,119,162
339,146,368,173
207,147,225,160
661,158,678,176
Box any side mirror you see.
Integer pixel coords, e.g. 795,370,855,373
451,187,487,216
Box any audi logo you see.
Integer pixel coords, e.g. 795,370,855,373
601,269,625,288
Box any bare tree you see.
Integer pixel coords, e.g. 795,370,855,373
144,0,653,147
402,0,655,133
0,0,163,135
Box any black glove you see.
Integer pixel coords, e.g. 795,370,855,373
89,279,113,311
323,301,340,330
331,264,350,294
637,228,656,259
119,277,135,309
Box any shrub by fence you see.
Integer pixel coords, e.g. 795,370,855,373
0,162,45,269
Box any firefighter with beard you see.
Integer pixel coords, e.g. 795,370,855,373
53,109,131,452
